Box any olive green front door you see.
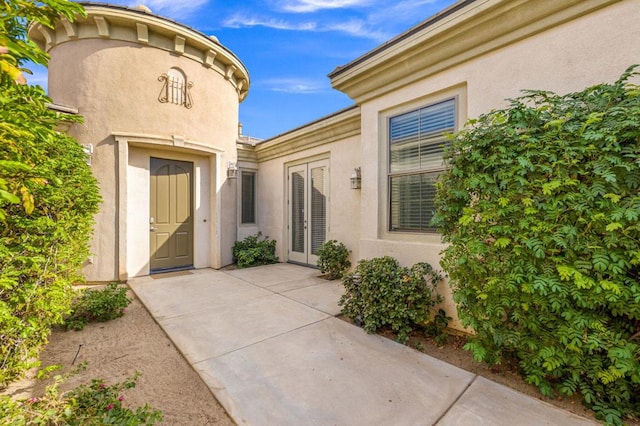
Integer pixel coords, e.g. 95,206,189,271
149,158,193,272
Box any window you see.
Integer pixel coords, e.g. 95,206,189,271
241,171,256,224
166,68,186,105
388,98,456,232
158,67,193,108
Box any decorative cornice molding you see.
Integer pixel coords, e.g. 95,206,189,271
329,0,622,103
61,20,77,38
236,143,258,162
28,3,250,102
253,106,361,162
173,35,185,54
136,23,148,44
112,132,224,155
93,15,109,37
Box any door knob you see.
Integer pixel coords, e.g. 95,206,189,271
150,226,156,231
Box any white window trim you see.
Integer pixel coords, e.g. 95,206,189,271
378,84,467,242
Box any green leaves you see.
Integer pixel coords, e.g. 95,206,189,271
232,233,278,268
0,371,162,425
339,257,443,344
316,240,351,280
434,66,640,423
64,284,131,331
0,1,100,388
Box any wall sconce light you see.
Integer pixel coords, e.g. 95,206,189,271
350,167,361,189
227,161,238,179
82,143,93,166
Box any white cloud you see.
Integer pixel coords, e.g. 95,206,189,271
367,0,442,25
326,19,389,41
261,77,327,94
223,1,449,41
278,0,374,13
223,13,387,40
224,14,317,31
126,0,209,19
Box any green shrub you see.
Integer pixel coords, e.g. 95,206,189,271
0,1,101,387
0,369,162,425
340,256,443,343
424,308,451,346
232,232,278,268
317,240,351,280
64,284,131,331
434,67,640,424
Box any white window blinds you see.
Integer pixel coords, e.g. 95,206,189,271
388,98,455,232
310,166,326,255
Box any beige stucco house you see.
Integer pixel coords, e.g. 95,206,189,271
30,0,639,329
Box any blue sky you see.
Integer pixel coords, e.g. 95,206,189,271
32,0,459,140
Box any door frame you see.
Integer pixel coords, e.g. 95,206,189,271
286,158,330,266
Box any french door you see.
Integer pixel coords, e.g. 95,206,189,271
288,160,329,265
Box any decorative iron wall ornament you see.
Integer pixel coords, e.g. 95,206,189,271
158,71,193,108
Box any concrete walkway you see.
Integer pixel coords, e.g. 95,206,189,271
128,263,595,426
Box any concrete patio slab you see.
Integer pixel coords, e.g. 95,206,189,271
195,317,475,426
130,269,271,320
148,293,328,363
281,281,343,315
130,264,597,426
226,263,319,287
267,276,327,293
436,376,596,426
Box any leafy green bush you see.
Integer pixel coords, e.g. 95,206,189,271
317,240,351,280
434,67,640,424
0,1,101,387
232,232,278,268
64,284,131,331
423,308,451,346
340,256,443,343
0,370,162,425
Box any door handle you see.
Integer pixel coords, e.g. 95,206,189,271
150,226,156,231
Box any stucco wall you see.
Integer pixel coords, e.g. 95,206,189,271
39,12,245,280
47,39,239,142
356,1,640,329
256,134,361,267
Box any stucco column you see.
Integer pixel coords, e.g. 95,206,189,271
116,137,128,281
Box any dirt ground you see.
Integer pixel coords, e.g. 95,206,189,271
396,329,597,421
378,326,640,426
4,291,234,426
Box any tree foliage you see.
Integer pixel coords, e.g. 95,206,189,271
0,0,99,387
434,67,640,424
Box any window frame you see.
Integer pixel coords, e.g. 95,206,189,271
166,68,186,106
239,169,257,225
386,96,459,234
158,67,193,109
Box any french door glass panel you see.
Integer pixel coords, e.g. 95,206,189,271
291,168,306,254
